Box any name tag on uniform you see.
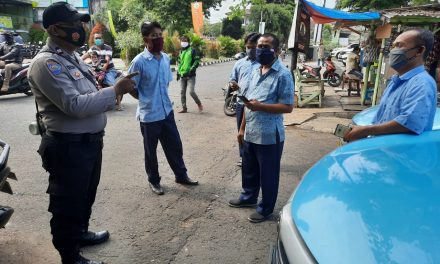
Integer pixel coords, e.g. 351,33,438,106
66,65,84,81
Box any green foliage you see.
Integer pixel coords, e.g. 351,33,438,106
411,0,433,5
28,26,46,44
247,2,294,44
202,21,222,38
116,29,144,63
221,17,244,40
218,36,239,57
335,0,408,11
204,40,220,59
187,32,206,55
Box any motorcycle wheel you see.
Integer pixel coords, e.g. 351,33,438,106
328,73,342,87
21,78,33,96
224,95,237,117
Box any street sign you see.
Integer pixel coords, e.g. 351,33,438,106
0,16,13,30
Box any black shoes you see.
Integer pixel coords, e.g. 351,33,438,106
74,254,104,264
248,212,271,223
149,182,164,195
175,177,199,185
228,199,257,208
79,230,110,247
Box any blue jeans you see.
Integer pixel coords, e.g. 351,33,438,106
240,134,284,217
140,111,188,184
104,68,118,86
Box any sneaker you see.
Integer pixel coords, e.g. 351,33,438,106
236,158,242,167
197,104,203,113
228,199,257,208
178,108,187,113
149,182,164,195
248,212,271,223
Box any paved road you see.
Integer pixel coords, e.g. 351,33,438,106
0,60,338,263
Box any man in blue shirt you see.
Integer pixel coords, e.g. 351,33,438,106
345,28,436,142
228,32,261,167
128,22,198,195
229,33,294,223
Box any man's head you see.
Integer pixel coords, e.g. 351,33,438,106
43,2,90,49
360,41,365,48
180,35,190,49
1,31,14,45
141,21,163,54
94,33,104,46
244,32,261,60
353,46,360,54
256,33,279,66
390,28,434,73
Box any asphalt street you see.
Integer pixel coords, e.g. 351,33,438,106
0,60,339,264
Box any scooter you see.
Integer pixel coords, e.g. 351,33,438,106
222,84,237,117
0,139,17,228
322,60,342,87
0,63,32,96
298,64,322,79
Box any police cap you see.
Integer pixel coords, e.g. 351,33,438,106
43,2,90,29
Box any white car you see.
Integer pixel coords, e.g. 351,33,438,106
330,43,359,60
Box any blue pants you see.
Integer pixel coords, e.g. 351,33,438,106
140,111,188,184
103,68,118,86
236,103,245,157
240,137,284,217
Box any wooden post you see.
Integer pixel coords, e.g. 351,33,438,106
372,38,386,106
361,64,371,105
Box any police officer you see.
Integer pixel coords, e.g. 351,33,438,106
0,31,22,92
28,2,135,264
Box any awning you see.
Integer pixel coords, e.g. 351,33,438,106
301,0,380,24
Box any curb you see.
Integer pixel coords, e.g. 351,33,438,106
200,58,234,67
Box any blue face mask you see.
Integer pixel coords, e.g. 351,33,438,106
256,48,275,65
95,39,103,46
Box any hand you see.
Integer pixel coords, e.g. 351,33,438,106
229,81,239,91
237,129,245,145
114,77,135,95
343,125,370,142
243,99,262,111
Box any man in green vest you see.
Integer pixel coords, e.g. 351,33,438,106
177,35,203,113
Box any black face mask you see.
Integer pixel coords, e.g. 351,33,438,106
57,25,86,47
5,37,14,45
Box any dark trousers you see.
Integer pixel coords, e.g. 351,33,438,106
38,132,103,264
140,111,187,184
236,103,245,157
240,137,284,217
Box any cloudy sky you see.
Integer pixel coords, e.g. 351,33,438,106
209,0,337,23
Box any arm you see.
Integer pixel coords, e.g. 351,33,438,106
81,51,90,61
0,46,19,61
127,58,141,100
29,57,117,118
237,110,246,144
190,49,200,72
344,121,410,142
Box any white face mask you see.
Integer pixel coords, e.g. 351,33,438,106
181,42,189,48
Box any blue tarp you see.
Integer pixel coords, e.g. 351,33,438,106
302,0,380,24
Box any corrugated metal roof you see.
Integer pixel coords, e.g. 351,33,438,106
382,4,440,20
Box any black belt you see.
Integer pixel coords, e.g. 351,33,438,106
46,130,104,142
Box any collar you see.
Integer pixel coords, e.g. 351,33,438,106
46,38,71,56
259,59,281,73
398,65,425,80
142,48,162,61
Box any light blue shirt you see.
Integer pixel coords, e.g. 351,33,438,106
229,56,260,104
244,59,294,145
373,65,437,134
128,48,173,123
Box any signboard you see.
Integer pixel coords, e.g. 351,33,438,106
191,2,204,36
34,0,87,8
0,16,13,29
287,0,310,53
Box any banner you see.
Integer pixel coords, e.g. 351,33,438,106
296,4,310,54
191,2,204,36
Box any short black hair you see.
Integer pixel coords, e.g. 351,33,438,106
180,35,190,42
141,21,162,37
353,46,360,52
244,33,261,44
260,33,280,51
405,28,434,60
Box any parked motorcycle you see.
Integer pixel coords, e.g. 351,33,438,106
222,84,237,117
0,63,32,97
0,139,17,228
322,60,342,87
298,64,322,79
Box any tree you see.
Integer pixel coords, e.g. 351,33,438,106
202,21,222,38
221,17,244,40
336,0,408,11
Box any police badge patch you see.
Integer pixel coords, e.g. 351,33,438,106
46,60,62,75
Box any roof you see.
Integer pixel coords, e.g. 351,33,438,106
301,0,380,25
381,4,440,24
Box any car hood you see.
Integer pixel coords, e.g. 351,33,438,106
353,106,440,130
291,131,440,264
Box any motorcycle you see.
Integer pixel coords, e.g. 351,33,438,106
0,139,17,228
322,60,342,87
0,63,32,97
222,84,237,117
298,64,322,79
